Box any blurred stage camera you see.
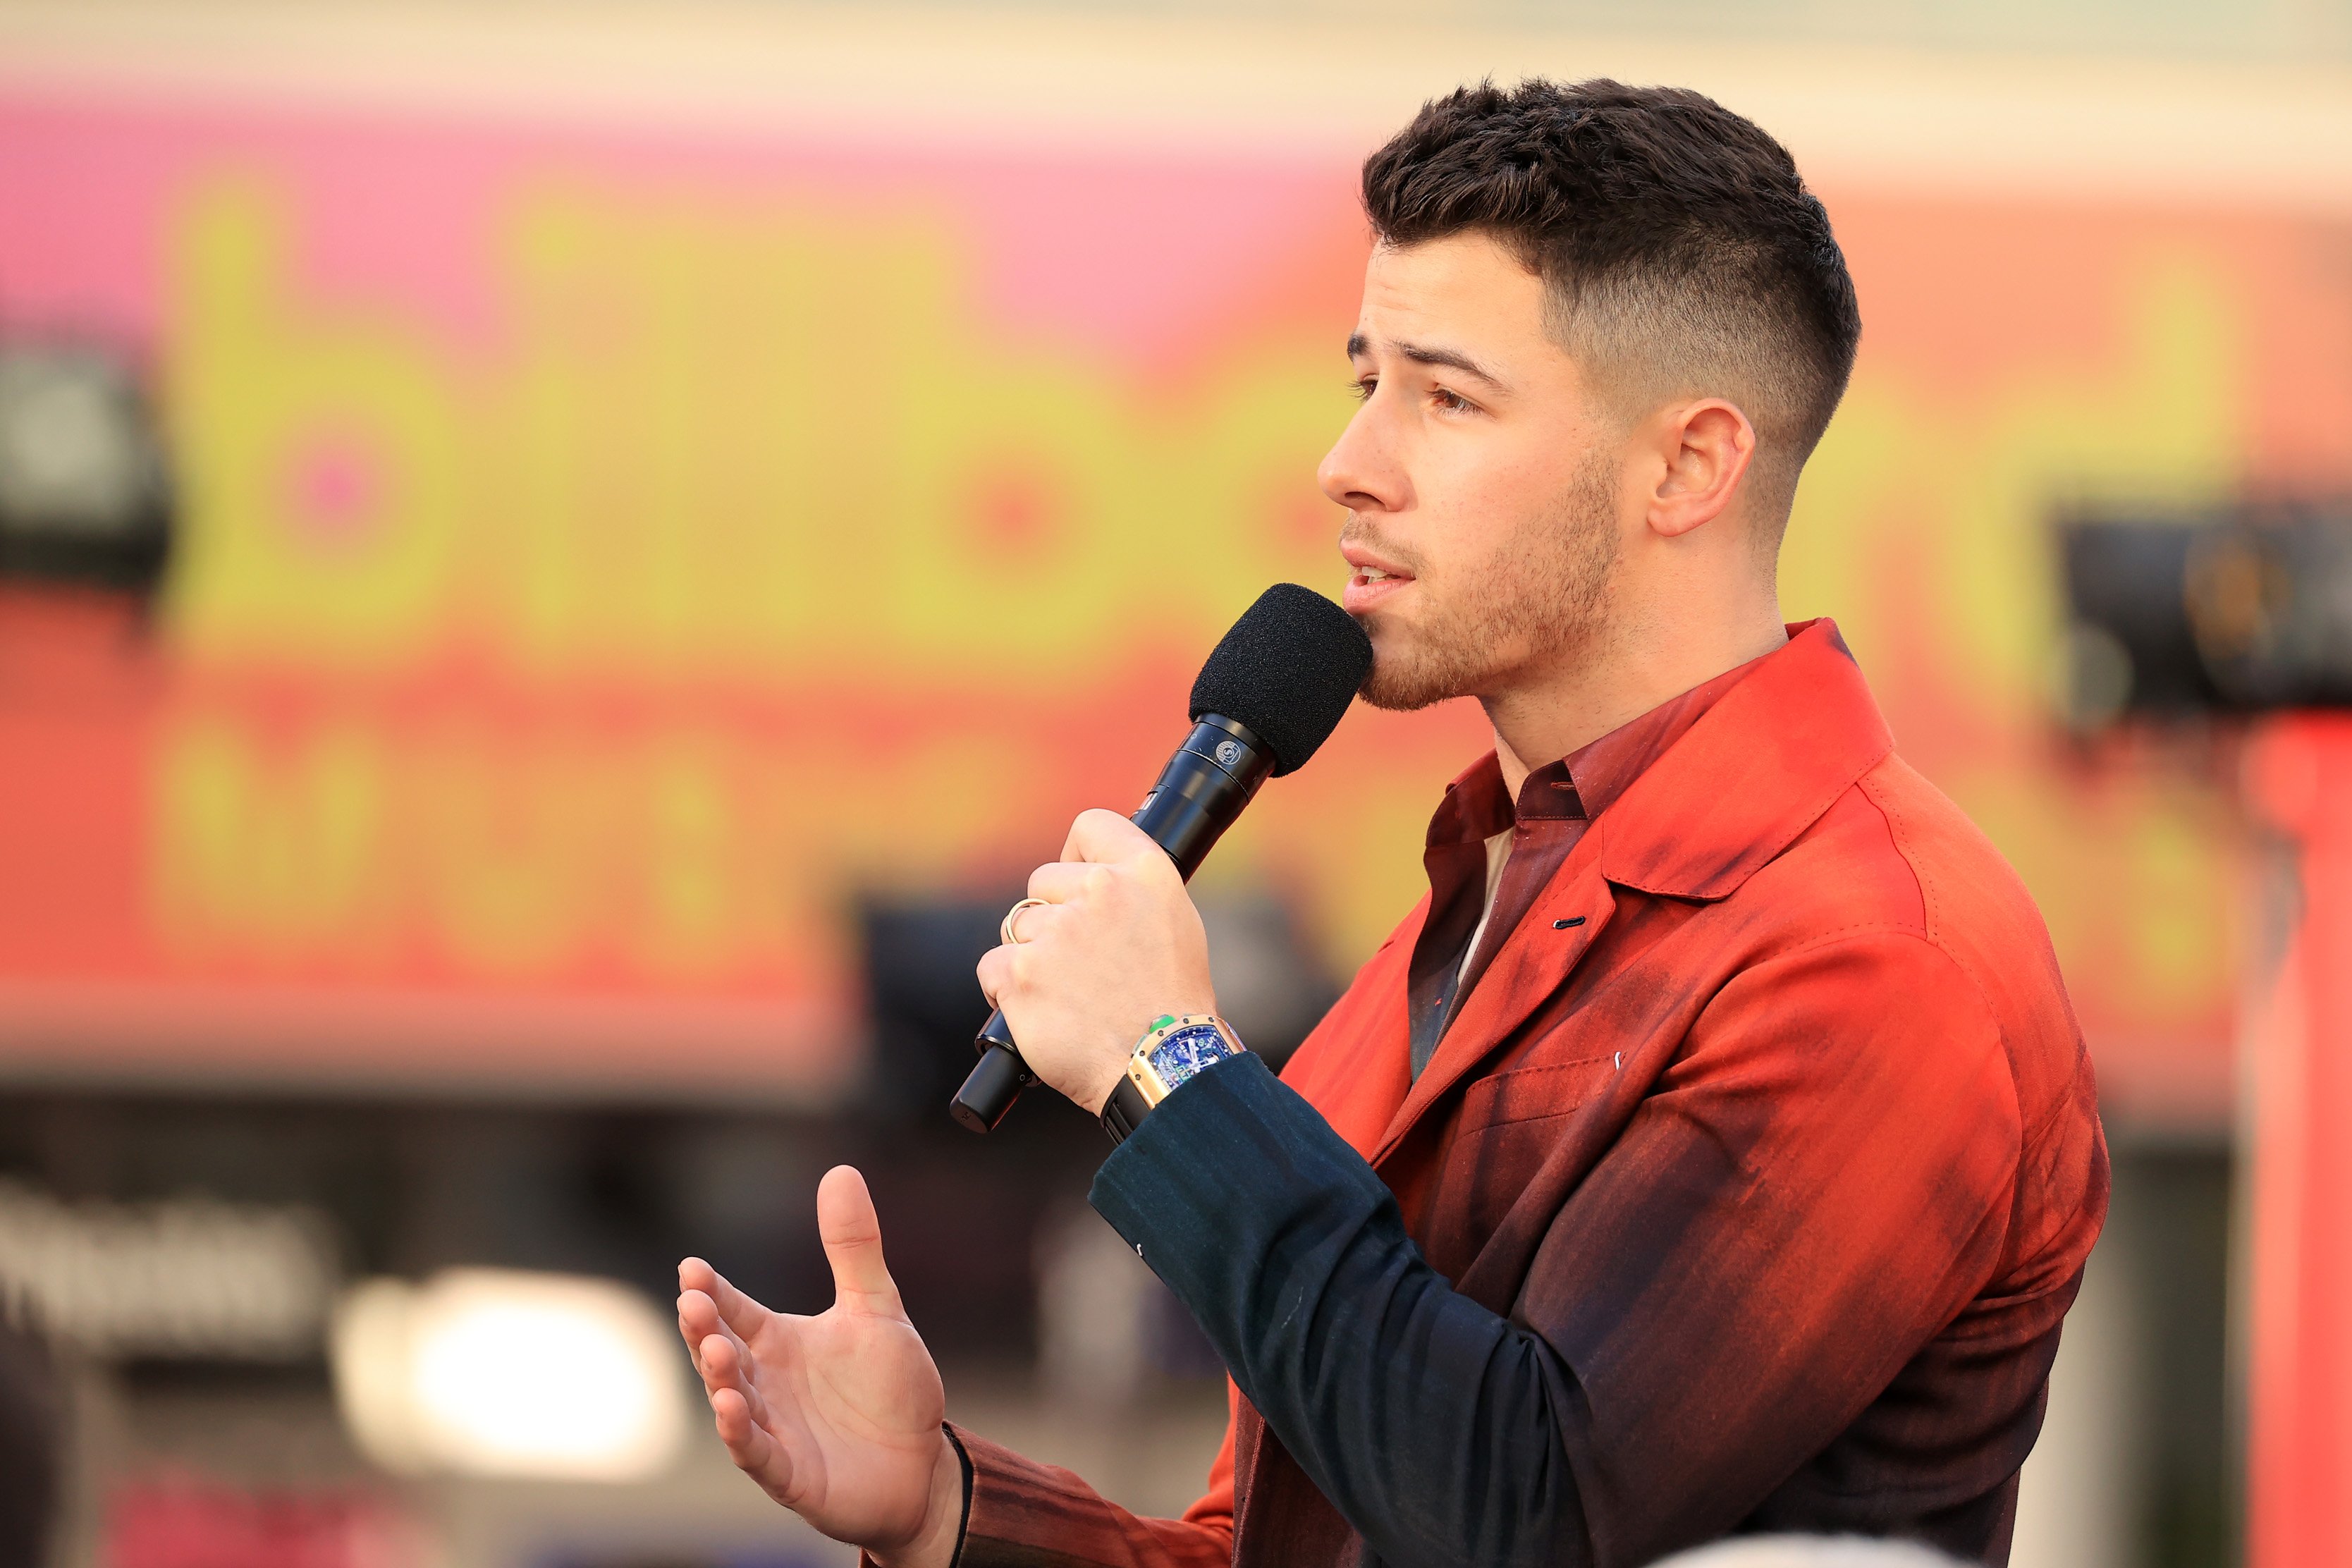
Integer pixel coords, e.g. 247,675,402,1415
0,342,172,593
2057,498,2352,727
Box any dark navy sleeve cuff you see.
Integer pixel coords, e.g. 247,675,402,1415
1089,1049,1373,1283
1084,1049,1577,1568
1087,1047,1404,1419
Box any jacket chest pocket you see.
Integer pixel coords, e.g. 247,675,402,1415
1457,1053,1622,1129
1426,1055,1622,1264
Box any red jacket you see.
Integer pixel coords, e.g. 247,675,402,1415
953,620,2109,1567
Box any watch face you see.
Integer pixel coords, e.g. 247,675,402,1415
1146,1024,1235,1093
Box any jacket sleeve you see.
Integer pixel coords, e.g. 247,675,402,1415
1088,929,2043,1568
948,1406,1237,1568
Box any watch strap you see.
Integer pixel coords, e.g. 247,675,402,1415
1101,1075,1153,1145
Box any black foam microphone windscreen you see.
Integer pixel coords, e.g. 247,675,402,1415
1189,583,1373,775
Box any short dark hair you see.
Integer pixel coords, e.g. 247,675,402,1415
1364,79,1861,511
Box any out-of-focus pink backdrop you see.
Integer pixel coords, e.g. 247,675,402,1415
0,86,2345,1111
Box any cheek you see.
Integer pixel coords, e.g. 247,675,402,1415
1464,434,1615,551
1420,463,1546,584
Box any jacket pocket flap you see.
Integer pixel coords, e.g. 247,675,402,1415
1457,1054,1620,1129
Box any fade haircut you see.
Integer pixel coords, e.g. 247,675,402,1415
1363,79,1861,526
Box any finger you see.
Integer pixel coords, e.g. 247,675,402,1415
677,1288,746,1378
1060,807,1156,864
695,1330,757,1407
677,1290,708,1371
1024,862,1102,905
696,1325,784,1436
694,1328,739,1392
711,1385,788,1492
816,1165,907,1319
976,940,1041,1007
1004,890,1076,943
976,943,1012,1007
680,1256,773,1342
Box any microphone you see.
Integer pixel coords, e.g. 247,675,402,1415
948,584,1374,1133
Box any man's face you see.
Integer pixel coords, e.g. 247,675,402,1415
1321,232,1625,711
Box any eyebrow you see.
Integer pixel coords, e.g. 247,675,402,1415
1345,333,1509,391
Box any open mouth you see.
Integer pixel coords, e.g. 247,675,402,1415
1342,562,1414,614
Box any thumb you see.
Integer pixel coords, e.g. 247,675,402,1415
816,1165,906,1319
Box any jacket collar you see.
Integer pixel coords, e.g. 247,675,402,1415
1367,618,1893,1165
1423,644,1768,848
1595,618,1892,901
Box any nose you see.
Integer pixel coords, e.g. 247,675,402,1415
1317,400,1409,517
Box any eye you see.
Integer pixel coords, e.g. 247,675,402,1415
1432,386,1478,414
1348,376,1377,403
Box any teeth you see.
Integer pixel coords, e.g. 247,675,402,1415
1361,568,1391,582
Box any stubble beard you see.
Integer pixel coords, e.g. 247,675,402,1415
1354,455,1622,713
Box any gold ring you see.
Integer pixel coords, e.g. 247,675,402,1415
1000,897,1051,946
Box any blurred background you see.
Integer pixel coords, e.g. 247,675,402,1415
0,1,2346,1564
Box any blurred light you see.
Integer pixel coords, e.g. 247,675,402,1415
0,344,170,591
332,1269,687,1483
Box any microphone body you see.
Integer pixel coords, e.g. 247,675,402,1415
948,715,1275,1133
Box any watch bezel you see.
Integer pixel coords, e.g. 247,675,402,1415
1102,1014,1244,1145
1124,1015,1244,1108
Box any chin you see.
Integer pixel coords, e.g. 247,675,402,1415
1359,651,1462,713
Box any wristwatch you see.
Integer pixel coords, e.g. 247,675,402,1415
1101,1013,1248,1145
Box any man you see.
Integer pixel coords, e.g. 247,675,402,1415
677,80,2108,1568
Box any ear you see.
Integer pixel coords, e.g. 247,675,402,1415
1644,399,1757,540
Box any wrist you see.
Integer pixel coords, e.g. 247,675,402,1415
868,1428,964,1568
1073,996,1217,1115
1077,1046,1128,1117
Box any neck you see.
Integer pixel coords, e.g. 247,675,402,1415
1486,599,1789,799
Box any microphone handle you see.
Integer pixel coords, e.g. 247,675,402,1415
948,716,1275,1133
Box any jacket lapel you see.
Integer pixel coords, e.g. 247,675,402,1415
1371,856,1619,1167
1280,900,1423,1163
1597,619,1894,902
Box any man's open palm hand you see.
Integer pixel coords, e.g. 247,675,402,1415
678,1166,957,1565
